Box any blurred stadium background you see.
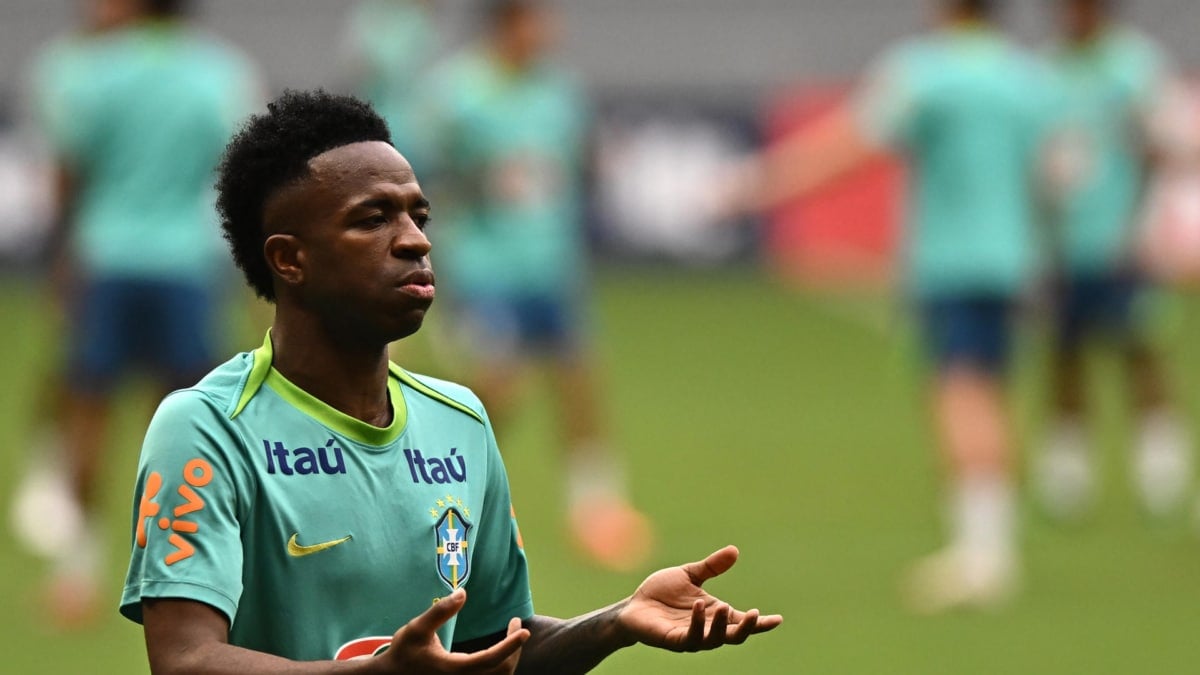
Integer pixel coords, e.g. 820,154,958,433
4,1,1200,673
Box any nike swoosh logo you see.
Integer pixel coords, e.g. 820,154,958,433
287,533,353,558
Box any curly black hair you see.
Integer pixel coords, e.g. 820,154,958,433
216,89,393,301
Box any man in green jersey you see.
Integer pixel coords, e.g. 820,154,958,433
121,90,780,671
1033,0,1193,522
425,0,652,572
342,0,439,174
15,0,257,625
730,0,1046,612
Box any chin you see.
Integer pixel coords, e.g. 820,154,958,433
385,312,428,343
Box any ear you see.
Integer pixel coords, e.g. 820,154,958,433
264,233,305,290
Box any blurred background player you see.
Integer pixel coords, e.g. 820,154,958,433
424,0,652,571
8,0,135,572
342,0,439,174
11,0,257,624
733,0,1047,611
1033,0,1194,522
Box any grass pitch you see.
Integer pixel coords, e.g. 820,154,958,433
2,268,1199,674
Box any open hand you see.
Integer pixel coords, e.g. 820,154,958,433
376,588,529,674
617,545,783,653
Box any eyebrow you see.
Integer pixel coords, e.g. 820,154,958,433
352,196,431,211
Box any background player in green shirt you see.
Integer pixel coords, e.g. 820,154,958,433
122,89,780,672
16,0,256,626
342,0,439,174
424,0,653,572
1033,0,1193,523
730,0,1047,612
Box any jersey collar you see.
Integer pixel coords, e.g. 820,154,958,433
233,331,408,447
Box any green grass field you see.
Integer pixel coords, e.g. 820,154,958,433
3,268,1200,674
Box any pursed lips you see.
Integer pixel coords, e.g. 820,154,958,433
396,268,436,300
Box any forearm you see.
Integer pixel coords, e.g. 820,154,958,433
516,603,637,675
149,640,376,675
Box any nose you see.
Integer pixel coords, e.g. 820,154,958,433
392,216,432,259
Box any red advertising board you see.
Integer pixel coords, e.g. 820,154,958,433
763,84,902,289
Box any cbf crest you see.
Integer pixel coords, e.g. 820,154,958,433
430,495,472,590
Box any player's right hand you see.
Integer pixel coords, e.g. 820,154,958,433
372,588,529,674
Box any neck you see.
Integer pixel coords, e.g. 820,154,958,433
1070,23,1108,46
270,305,393,427
490,39,532,72
942,10,989,30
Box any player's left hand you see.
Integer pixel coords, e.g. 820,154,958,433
616,545,782,652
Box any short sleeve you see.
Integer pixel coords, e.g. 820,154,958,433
1127,34,1170,114
1129,36,1190,155
853,46,919,149
120,390,250,625
452,412,534,643
29,40,90,165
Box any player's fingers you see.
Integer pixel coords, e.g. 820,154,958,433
725,608,759,645
449,620,529,670
682,599,707,651
681,545,739,586
751,614,785,632
407,588,466,636
702,603,730,649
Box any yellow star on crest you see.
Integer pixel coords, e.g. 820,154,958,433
436,499,445,508
429,508,439,518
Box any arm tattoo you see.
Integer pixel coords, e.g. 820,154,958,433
516,601,637,675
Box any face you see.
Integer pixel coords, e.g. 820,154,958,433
1062,0,1106,41
82,0,141,31
263,141,435,345
500,4,560,66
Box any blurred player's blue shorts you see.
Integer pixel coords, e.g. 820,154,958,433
458,292,583,362
1055,271,1146,350
70,277,217,394
920,295,1013,375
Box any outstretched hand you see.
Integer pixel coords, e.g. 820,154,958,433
617,545,783,653
377,588,528,674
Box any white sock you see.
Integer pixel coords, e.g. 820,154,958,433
1134,409,1193,517
565,442,628,510
10,432,86,559
51,515,105,583
1034,417,1095,520
949,473,1016,570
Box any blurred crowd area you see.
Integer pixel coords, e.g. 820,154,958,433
0,0,1198,276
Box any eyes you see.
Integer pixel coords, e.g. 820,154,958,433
357,209,432,231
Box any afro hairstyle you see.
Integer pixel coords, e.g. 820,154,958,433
216,89,393,302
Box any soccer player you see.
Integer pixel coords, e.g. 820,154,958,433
424,0,652,570
1033,0,1192,521
729,0,1047,611
18,0,257,624
342,0,439,173
120,89,781,672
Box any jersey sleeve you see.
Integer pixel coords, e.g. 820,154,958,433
29,40,90,166
1130,35,1188,156
853,44,920,149
452,411,535,643
120,390,251,625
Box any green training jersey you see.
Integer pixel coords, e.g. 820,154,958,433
32,21,257,282
120,333,534,661
855,26,1050,299
345,0,438,173
427,49,589,298
1046,28,1166,273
